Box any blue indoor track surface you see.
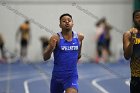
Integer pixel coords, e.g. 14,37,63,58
0,60,130,93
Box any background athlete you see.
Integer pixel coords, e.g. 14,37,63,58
16,20,31,60
123,10,140,93
95,17,112,63
40,36,49,55
0,33,6,61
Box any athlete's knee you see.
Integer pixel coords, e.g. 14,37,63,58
65,88,77,93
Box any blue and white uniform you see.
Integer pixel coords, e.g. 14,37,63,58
51,31,80,93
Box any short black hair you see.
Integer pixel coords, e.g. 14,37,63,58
59,13,72,21
95,17,106,26
133,10,140,20
25,20,30,24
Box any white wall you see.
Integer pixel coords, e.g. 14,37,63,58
0,0,133,61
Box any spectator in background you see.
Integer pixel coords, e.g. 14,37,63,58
95,17,112,63
40,36,49,55
0,33,6,61
104,22,112,56
16,20,31,60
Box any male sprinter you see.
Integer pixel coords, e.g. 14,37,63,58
43,13,84,93
123,10,140,93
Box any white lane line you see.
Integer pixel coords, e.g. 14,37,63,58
24,80,29,93
24,77,44,93
6,63,11,93
92,75,117,93
79,74,105,79
125,79,130,86
24,65,50,93
0,71,37,76
32,65,50,87
0,73,37,81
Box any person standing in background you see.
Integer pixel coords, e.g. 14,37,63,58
95,17,112,63
0,33,6,61
16,20,31,60
40,36,49,55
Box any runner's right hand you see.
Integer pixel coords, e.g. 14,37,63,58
129,28,138,45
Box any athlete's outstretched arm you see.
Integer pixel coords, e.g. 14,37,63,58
43,35,58,61
78,33,84,59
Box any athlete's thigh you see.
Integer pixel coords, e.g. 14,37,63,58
50,78,64,93
64,76,78,93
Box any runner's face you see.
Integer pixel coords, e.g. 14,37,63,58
134,12,140,29
60,16,73,31
135,12,140,25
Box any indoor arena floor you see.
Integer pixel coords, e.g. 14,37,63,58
0,59,130,93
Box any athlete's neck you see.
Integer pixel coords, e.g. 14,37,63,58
135,27,140,33
62,30,72,35
61,30,73,41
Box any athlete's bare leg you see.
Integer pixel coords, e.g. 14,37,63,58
65,88,77,93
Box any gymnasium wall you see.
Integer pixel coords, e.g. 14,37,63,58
0,0,133,61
